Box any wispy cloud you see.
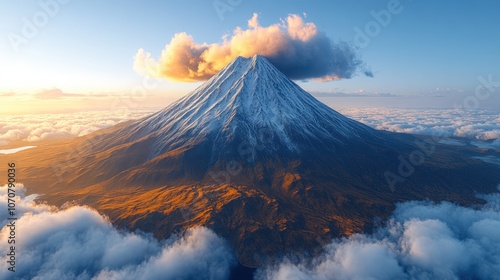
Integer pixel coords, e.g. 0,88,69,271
311,90,396,98
0,92,16,97
33,88,84,99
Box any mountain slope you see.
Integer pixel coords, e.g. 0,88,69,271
92,55,380,159
12,55,500,267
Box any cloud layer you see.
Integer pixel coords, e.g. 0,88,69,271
2,108,498,148
0,109,156,145
339,108,500,143
257,190,500,280
0,184,236,280
134,13,365,82
1,184,499,279
33,88,83,99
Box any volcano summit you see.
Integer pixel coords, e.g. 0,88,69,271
12,55,500,266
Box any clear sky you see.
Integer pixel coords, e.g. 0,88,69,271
1,0,499,113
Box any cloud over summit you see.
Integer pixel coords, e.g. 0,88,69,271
134,13,366,82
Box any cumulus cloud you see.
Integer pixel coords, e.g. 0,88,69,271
0,184,236,280
0,109,155,145
1,183,500,279
134,13,367,82
338,108,500,142
257,190,500,280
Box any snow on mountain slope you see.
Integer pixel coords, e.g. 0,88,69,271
128,55,378,158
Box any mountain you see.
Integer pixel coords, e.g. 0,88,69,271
10,55,500,267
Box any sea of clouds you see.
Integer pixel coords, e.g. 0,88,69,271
1,107,499,278
1,108,498,148
1,184,499,279
0,109,156,145
257,191,500,280
338,108,500,142
0,184,236,280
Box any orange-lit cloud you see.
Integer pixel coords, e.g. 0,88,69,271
134,13,367,82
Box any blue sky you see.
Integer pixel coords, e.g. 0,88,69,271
1,0,499,112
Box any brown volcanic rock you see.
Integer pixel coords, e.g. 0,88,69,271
5,55,500,267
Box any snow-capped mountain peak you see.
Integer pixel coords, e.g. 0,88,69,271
132,55,376,157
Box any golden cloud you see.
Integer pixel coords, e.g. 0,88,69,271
134,13,366,82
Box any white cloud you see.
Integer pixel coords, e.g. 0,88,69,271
0,109,156,144
0,184,236,280
256,190,500,280
338,108,500,141
0,146,36,154
1,184,500,279
2,108,498,146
